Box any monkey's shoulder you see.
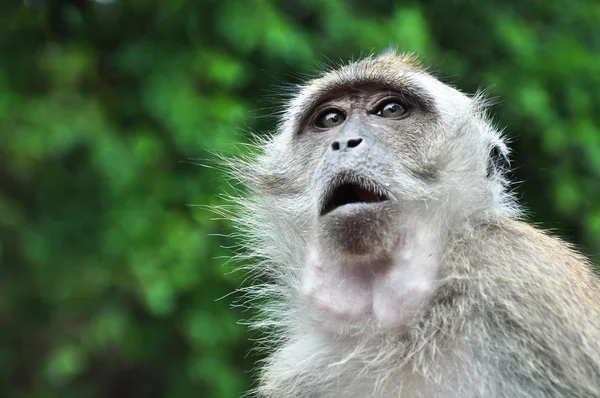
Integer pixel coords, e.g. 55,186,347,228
462,220,600,395
462,218,600,323
448,218,600,315
480,218,594,275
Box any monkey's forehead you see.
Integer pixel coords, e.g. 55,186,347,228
343,51,424,75
310,52,424,89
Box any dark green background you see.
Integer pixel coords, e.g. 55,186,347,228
1,0,599,397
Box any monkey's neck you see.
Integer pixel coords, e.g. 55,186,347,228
300,225,442,336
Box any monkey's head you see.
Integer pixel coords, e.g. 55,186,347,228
235,51,518,336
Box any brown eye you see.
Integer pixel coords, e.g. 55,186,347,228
316,111,346,128
376,102,408,118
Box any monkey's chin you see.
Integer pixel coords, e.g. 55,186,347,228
318,201,397,256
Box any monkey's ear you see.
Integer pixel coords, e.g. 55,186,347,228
486,145,511,178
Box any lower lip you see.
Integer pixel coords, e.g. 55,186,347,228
323,201,391,217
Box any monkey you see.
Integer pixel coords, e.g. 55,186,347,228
226,50,600,398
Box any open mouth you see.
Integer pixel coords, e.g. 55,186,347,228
320,175,390,216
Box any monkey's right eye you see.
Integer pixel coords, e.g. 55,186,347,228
315,110,346,129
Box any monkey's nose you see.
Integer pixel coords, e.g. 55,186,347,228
331,137,363,151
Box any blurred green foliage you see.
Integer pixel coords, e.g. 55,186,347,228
0,0,599,397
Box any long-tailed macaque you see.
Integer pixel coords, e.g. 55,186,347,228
229,51,600,397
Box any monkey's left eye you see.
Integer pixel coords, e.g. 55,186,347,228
375,102,408,118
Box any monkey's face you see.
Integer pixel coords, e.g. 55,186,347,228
310,89,439,256
249,53,511,335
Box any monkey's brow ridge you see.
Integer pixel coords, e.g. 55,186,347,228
292,75,437,133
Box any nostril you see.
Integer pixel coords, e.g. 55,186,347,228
331,141,340,151
347,138,363,148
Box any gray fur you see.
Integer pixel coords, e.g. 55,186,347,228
224,52,600,397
